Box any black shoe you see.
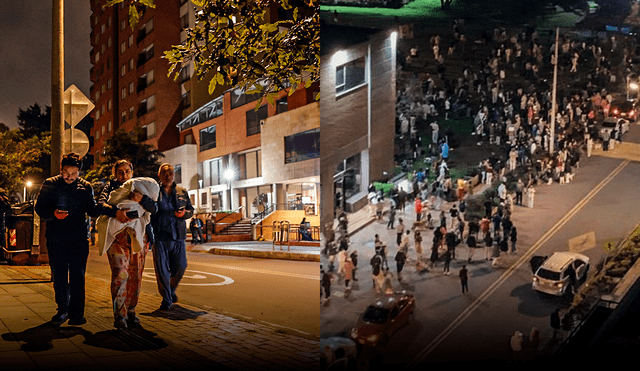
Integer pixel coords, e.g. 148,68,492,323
68,317,86,326
127,312,141,326
114,316,128,329
159,302,172,311
171,293,178,304
50,311,68,326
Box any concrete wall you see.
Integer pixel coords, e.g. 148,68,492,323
261,102,320,184
162,144,198,190
320,28,397,233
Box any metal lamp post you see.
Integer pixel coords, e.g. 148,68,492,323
23,181,32,202
224,169,234,210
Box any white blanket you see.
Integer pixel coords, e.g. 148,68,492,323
97,177,159,256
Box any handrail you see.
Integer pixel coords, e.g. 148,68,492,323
250,204,275,225
216,206,244,224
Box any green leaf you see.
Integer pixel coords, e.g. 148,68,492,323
139,0,156,8
128,5,140,29
208,77,218,95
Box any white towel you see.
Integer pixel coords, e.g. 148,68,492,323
97,177,159,256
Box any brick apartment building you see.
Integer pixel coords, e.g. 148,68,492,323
89,0,184,160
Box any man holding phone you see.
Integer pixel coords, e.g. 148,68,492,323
35,153,99,326
151,163,194,310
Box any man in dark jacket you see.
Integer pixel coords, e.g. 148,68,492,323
151,163,194,310
35,153,99,326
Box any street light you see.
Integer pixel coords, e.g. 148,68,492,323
627,74,639,101
23,181,32,202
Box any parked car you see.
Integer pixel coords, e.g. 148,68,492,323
610,100,639,121
320,337,358,371
599,117,629,139
532,252,589,297
350,291,415,347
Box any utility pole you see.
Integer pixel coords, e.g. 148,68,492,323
549,27,559,155
51,0,64,175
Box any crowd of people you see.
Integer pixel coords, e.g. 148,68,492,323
396,20,636,194
323,20,639,304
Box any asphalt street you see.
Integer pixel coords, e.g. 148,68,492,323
321,121,640,366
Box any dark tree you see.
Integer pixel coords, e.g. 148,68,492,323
84,128,164,186
18,103,51,138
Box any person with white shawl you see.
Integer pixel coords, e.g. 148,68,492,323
96,160,159,329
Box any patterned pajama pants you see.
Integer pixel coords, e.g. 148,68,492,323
107,230,148,320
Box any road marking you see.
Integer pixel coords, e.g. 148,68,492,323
142,268,234,286
188,261,319,280
407,160,629,368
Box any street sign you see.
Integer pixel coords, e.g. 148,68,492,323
63,84,94,128
63,128,90,158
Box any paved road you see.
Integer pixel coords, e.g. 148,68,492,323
86,246,320,339
321,122,640,366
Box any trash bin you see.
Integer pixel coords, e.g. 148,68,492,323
3,202,47,265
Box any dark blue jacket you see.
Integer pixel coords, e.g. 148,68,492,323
35,175,99,242
151,182,193,241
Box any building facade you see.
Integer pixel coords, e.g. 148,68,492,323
320,25,398,233
89,0,184,160
174,85,320,222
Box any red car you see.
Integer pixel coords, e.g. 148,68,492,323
610,100,639,121
350,291,415,347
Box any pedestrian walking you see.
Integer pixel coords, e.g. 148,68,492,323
415,197,423,221
515,178,524,205
395,249,407,281
466,233,476,262
96,159,158,329
350,250,359,281
151,163,194,311
484,233,493,260
189,217,204,244
321,266,332,300
396,218,405,246
337,248,347,278
387,206,396,229
550,308,561,339
35,153,100,326
449,204,459,229
414,230,423,259
443,249,452,275
429,242,439,269
344,258,354,288
527,185,536,208
510,226,518,254
529,326,540,352
510,330,524,361
459,264,468,293
372,264,384,294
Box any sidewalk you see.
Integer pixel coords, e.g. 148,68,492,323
0,264,319,371
188,240,320,262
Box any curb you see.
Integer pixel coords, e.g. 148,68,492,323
207,248,320,262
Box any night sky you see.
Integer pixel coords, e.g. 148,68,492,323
0,0,92,130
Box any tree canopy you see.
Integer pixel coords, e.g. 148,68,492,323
107,0,320,107
84,128,164,186
0,129,50,196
